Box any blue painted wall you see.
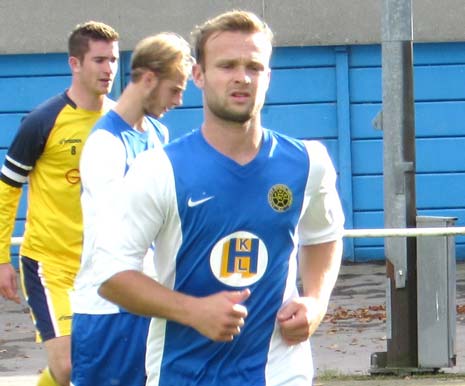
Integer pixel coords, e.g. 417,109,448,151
2,42,465,264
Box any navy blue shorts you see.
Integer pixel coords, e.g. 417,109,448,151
71,312,150,386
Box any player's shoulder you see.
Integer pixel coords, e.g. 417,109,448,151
90,109,121,135
126,145,172,187
265,128,309,153
145,117,169,144
19,92,72,133
266,129,332,170
271,129,328,155
133,144,167,166
301,139,328,155
164,128,199,150
24,92,70,122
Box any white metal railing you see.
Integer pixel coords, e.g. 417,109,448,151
343,226,465,238
9,226,465,247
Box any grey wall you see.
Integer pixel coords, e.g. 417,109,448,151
1,0,465,54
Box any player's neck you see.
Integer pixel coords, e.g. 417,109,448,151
67,86,105,111
201,118,263,165
113,86,145,131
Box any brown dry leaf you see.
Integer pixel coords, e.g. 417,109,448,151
324,305,386,323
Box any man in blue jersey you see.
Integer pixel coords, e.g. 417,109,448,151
71,33,193,386
93,10,345,386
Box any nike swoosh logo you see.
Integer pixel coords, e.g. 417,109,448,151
187,196,214,207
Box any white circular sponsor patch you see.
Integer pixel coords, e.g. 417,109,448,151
210,230,268,287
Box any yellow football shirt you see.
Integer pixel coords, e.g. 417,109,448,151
0,92,113,272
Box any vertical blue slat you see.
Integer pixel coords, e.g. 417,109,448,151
335,46,355,261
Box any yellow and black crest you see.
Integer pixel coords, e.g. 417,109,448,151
268,184,293,212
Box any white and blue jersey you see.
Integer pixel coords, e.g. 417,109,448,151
72,109,168,314
71,110,169,386
93,128,345,386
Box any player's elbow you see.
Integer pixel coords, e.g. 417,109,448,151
98,276,119,303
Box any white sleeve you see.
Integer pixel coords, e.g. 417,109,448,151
297,140,345,245
79,129,127,281
91,147,174,286
80,129,127,213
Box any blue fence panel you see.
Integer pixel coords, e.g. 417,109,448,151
351,139,382,175
350,103,382,139
262,103,337,139
416,101,465,137
352,101,465,140
0,114,24,147
350,42,465,67
267,67,336,104
0,53,70,76
0,76,71,112
349,42,465,261
352,138,465,176
271,46,336,68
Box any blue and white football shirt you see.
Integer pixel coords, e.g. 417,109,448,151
73,109,168,314
93,128,344,385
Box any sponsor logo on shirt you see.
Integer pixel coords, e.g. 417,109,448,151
210,231,268,287
65,168,81,184
187,196,215,207
59,138,82,145
59,138,82,156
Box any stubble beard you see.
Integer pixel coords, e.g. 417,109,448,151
207,97,256,124
143,86,161,118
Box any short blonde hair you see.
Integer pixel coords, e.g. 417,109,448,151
130,32,194,82
191,10,273,68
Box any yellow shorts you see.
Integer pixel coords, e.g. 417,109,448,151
19,255,75,342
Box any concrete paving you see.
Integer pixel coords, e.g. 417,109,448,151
311,262,465,385
1,263,464,385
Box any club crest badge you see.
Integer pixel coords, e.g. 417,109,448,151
268,184,292,212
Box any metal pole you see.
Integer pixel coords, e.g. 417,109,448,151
372,0,418,372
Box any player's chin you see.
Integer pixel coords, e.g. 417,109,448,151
95,87,111,97
97,81,114,95
146,111,161,119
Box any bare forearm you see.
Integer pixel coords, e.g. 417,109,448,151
277,240,343,343
299,240,342,306
99,270,194,325
99,270,251,342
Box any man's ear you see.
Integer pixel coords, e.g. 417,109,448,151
192,63,204,89
144,70,159,90
68,56,80,73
